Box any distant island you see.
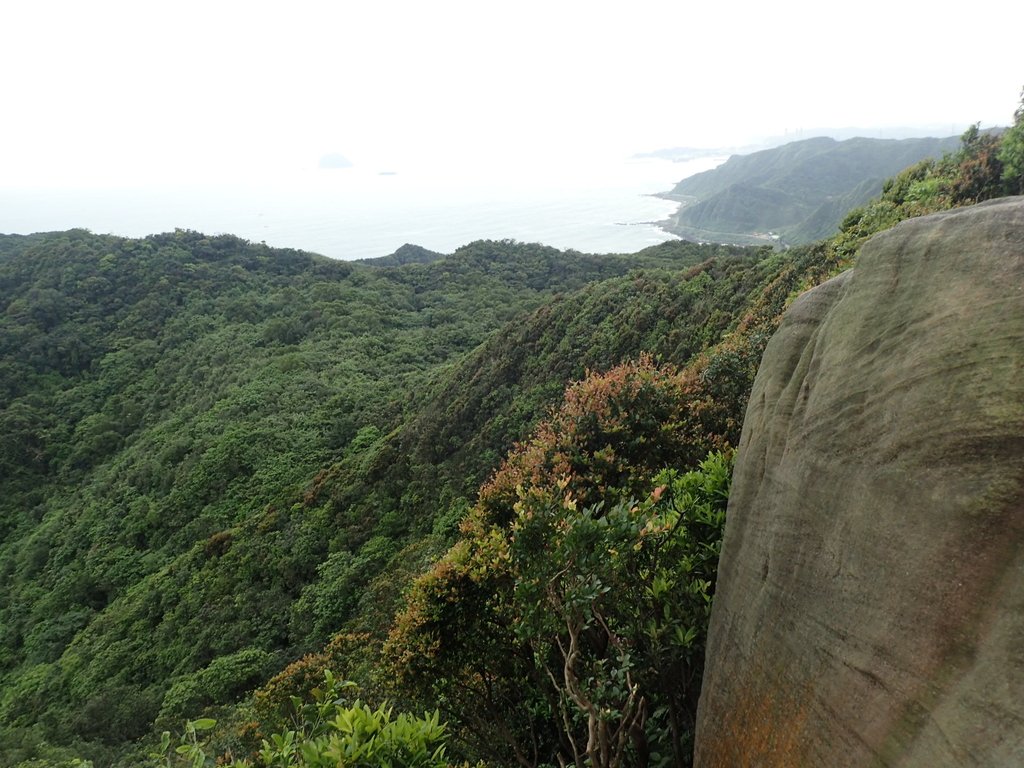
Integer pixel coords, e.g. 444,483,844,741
318,152,353,169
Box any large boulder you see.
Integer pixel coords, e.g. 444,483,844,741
695,197,1024,766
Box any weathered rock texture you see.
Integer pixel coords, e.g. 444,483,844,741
695,197,1024,767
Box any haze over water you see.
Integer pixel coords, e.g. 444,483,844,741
0,156,722,260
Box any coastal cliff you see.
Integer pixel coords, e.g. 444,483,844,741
695,197,1024,766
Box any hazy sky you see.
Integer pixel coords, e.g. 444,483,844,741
3,0,1022,186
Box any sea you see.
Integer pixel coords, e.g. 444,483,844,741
0,156,723,261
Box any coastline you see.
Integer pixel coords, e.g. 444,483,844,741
651,170,792,249
652,191,785,248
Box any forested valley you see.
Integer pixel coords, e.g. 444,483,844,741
2,103,1022,767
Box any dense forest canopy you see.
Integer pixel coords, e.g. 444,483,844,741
2,94,1022,767
0,231,759,765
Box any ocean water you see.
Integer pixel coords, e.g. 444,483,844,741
0,156,722,260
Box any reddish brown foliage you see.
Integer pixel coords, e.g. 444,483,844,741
476,355,732,526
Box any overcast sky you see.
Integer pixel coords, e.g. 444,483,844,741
3,0,1021,186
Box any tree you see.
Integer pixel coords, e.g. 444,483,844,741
508,454,731,768
999,86,1024,195
385,358,734,767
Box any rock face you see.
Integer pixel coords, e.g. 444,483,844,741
695,197,1024,767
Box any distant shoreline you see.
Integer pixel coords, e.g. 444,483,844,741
652,193,783,248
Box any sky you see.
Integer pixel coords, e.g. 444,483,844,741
2,0,1022,187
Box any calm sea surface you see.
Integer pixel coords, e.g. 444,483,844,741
0,156,722,260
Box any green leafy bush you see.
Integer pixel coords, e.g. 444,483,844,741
151,672,450,768
998,86,1024,194
508,453,731,768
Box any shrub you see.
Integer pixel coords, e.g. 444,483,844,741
151,672,450,768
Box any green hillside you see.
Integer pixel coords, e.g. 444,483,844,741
0,230,754,765
1,96,1022,767
660,134,962,246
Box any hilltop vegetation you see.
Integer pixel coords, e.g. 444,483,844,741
2,93,1023,767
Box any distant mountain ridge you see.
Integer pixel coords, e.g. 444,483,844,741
659,134,962,246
